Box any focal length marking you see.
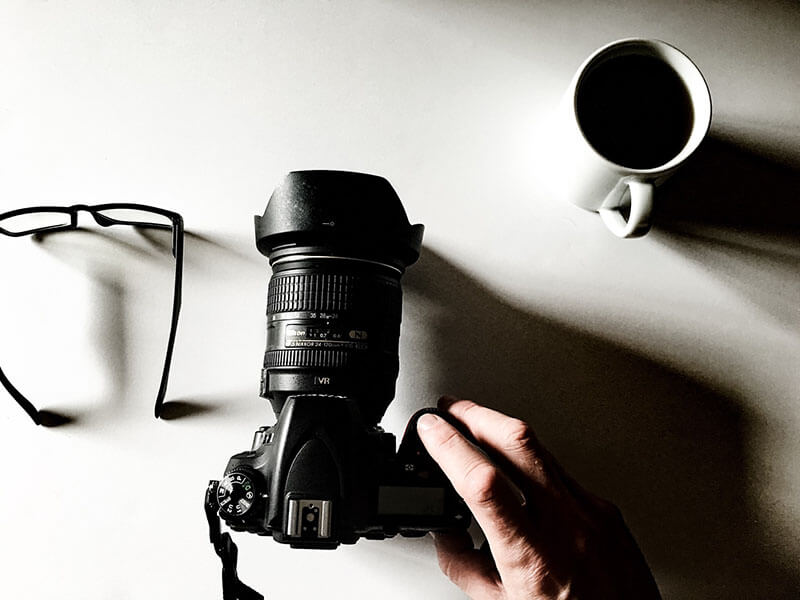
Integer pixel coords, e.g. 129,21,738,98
285,324,369,350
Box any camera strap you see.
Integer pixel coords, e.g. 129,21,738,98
205,481,264,600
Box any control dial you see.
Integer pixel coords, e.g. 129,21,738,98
217,471,257,517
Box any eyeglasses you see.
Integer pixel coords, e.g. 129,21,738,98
0,203,184,424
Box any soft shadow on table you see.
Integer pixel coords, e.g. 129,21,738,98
37,409,81,427
158,398,218,420
18,228,264,424
139,229,264,269
404,247,799,599
655,134,800,330
1,229,138,426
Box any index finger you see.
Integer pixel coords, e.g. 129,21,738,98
441,397,562,496
417,412,538,573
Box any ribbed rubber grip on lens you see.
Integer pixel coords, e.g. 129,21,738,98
264,349,398,369
265,349,352,369
267,273,400,314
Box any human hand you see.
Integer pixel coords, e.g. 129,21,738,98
416,397,661,600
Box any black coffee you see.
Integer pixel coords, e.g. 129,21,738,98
576,53,694,169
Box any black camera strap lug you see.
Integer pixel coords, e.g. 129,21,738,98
205,481,264,600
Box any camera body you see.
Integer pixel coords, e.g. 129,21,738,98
215,397,470,548
209,171,470,549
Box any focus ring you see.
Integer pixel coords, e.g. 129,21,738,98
267,273,400,314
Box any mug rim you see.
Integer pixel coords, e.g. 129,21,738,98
572,38,713,175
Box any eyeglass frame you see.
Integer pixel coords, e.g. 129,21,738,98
0,202,184,424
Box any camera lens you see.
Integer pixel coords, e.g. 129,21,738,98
255,171,424,424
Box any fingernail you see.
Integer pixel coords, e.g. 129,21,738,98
417,413,440,431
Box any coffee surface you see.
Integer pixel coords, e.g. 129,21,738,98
576,54,694,169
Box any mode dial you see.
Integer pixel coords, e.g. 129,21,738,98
217,471,257,518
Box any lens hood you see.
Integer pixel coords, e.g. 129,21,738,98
255,171,424,269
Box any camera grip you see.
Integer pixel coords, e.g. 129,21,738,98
398,408,476,459
396,407,481,481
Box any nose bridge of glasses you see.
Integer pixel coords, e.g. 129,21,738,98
64,204,89,226
67,205,114,228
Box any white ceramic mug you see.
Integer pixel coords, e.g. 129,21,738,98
553,39,712,238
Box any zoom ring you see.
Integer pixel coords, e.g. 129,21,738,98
264,349,398,370
267,273,400,314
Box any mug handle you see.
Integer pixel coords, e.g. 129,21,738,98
598,179,653,238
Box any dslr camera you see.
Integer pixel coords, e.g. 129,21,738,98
207,171,470,551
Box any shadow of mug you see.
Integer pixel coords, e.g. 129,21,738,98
655,133,800,331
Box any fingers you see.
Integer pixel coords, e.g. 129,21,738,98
432,530,503,600
442,396,613,523
440,397,561,496
422,398,661,600
417,413,537,572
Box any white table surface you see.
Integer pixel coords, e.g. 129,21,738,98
1,1,798,599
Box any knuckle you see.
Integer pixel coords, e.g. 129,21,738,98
458,399,480,416
434,426,463,454
502,418,537,453
462,461,502,507
438,553,469,586
437,553,457,580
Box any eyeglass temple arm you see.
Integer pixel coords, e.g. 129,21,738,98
154,218,184,419
0,365,41,425
94,211,183,418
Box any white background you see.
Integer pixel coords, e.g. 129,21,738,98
1,1,798,599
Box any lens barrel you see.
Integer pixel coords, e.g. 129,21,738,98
255,171,423,424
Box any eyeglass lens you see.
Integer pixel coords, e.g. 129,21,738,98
0,211,72,235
